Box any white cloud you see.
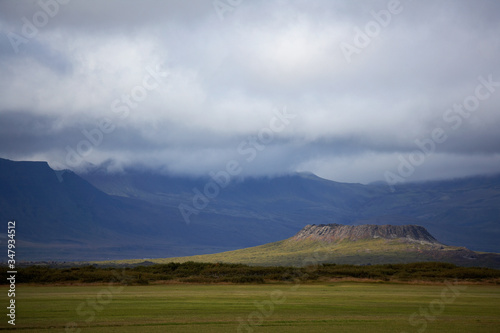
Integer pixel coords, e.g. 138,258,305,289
0,0,499,183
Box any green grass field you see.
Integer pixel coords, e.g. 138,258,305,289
2,282,499,332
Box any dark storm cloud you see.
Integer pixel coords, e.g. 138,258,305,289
0,0,499,183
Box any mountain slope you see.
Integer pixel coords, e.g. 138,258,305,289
0,158,237,261
115,224,500,269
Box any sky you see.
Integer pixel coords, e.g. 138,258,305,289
0,0,499,184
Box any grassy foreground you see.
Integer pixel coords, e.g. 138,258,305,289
2,283,499,332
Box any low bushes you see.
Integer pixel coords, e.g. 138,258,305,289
2,261,499,285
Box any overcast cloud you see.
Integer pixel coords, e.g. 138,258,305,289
0,0,499,184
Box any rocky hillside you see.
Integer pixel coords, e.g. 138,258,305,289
293,224,441,244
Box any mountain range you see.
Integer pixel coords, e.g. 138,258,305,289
1,157,499,262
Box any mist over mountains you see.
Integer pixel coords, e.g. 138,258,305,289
1,157,499,262
1,1,500,186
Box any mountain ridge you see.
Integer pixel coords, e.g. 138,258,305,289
1,157,500,261
81,165,500,252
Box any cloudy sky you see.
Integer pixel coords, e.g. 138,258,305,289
0,0,499,184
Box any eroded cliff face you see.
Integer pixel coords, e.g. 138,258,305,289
293,224,441,244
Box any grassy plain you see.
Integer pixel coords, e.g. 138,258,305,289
2,282,499,332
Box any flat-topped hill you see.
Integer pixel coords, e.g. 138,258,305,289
95,224,500,269
293,224,440,244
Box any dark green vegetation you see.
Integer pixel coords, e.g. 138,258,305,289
2,283,499,332
2,262,500,285
2,157,500,262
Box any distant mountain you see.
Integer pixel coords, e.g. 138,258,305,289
82,166,500,253
131,224,500,269
0,158,242,261
1,157,500,261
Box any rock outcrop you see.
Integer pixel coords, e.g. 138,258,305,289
293,224,441,244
